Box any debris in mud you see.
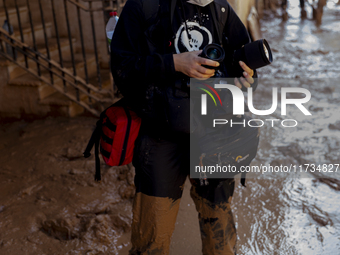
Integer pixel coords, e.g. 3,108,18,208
312,174,340,191
316,86,335,94
64,147,85,161
42,218,80,240
312,49,330,55
328,121,340,130
270,155,299,167
277,143,306,163
308,105,324,112
0,117,135,255
56,203,133,251
302,204,333,227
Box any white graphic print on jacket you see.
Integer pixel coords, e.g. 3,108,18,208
174,21,213,53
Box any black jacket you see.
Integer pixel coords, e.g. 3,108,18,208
111,0,255,91
110,0,257,135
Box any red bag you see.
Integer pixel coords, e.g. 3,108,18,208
100,106,141,166
84,100,141,182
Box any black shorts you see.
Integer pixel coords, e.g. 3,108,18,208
132,131,235,202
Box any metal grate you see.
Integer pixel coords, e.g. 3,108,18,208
0,0,126,116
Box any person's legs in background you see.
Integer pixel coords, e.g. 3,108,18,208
300,0,307,19
282,0,289,21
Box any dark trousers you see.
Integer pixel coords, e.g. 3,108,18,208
129,133,237,255
300,0,305,9
282,0,305,9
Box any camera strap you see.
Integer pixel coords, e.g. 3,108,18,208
209,3,223,46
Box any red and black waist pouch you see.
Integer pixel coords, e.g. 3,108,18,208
83,99,141,182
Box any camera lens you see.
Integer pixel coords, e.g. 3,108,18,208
199,43,225,76
200,43,225,65
233,39,273,73
207,48,221,60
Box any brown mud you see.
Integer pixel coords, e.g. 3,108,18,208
0,117,134,255
231,1,340,254
1,1,340,254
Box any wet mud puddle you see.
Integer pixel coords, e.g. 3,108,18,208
172,1,340,254
232,1,340,254
0,117,135,255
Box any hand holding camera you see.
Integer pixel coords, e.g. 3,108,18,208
173,38,273,89
173,50,219,79
235,61,255,89
198,39,273,87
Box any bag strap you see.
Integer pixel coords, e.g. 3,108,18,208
209,1,229,46
94,133,101,182
209,3,223,46
83,119,103,182
241,172,246,187
142,0,229,45
213,0,229,26
210,2,248,187
83,120,101,159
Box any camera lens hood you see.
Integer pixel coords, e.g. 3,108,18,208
243,39,273,70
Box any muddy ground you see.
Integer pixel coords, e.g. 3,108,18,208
0,116,135,255
1,1,340,255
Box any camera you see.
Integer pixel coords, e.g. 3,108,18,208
199,43,225,77
200,39,273,77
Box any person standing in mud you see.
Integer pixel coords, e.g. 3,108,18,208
282,0,307,20
110,0,257,254
314,0,327,25
300,0,307,18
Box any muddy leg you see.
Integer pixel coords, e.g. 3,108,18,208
190,179,236,255
129,193,181,255
300,0,307,19
316,0,327,25
282,0,288,21
129,133,189,254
